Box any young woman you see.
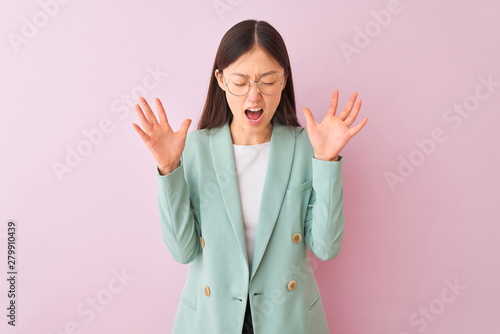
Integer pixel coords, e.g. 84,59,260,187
132,19,367,334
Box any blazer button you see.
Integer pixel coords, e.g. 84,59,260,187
200,237,205,248
288,280,297,291
204,285,211,296
292,233,302,244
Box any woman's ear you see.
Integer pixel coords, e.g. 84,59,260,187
215,69,225,91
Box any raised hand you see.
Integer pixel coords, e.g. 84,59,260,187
132,96,192,175
302,89,367,161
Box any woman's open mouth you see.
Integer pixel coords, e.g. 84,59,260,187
245,108,264,125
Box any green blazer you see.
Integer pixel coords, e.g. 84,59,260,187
156,119,345,333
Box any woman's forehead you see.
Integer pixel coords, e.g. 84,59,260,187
226,47,282,73
228,70,280,78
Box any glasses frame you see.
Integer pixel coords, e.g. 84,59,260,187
221,71,286,96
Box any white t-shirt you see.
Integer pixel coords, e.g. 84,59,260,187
232,141,271,272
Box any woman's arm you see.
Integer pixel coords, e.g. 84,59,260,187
157,155,202,265
303,156,345,261
131,96,198,264
301,89,365,260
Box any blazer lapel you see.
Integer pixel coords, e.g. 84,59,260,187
250,121,295,280
209,120,296,280
209,122,249,268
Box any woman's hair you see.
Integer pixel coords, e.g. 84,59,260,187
197,20,302,131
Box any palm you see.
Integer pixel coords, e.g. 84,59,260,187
132,96,192,169
303,90,367,161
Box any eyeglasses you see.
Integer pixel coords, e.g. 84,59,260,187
222,72,285,96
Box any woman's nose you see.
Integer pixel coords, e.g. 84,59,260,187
247,81,262,100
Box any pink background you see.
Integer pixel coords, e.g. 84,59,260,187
1,0,499,333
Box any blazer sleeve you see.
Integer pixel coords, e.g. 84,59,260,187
156,155,202,265
303,155,345,261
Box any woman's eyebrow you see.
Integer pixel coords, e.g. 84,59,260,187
229,70,279,77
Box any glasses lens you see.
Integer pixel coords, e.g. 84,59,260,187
226,74,283,96
227,75,249,96
258,74,282,95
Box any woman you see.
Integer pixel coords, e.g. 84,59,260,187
132,20,367,334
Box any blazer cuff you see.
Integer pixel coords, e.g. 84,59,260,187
312,155,343,164
156,160,183,178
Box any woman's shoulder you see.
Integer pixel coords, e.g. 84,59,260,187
186,128,210,141
183,129,211,155
183,127,223,154
288,125,312,149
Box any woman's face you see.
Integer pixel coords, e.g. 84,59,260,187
215,46,287,144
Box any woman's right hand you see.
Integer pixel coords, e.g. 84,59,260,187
132,96,192,175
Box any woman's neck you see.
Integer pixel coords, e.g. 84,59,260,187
229,121,272,145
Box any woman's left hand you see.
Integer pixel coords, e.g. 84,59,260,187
303,89,368,161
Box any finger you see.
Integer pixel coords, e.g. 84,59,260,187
178,118,192,135
338,92,358,121
131,123,151,145
155,97,170,127
348,117,368,137
139,96,159,125
302,107,316,129
345,99,362,127
328,89,339,116
135,103,152,133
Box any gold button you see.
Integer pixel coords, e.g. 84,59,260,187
292,233,302,244
287,280,297,291
204,285,210,296
200,237,205,248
